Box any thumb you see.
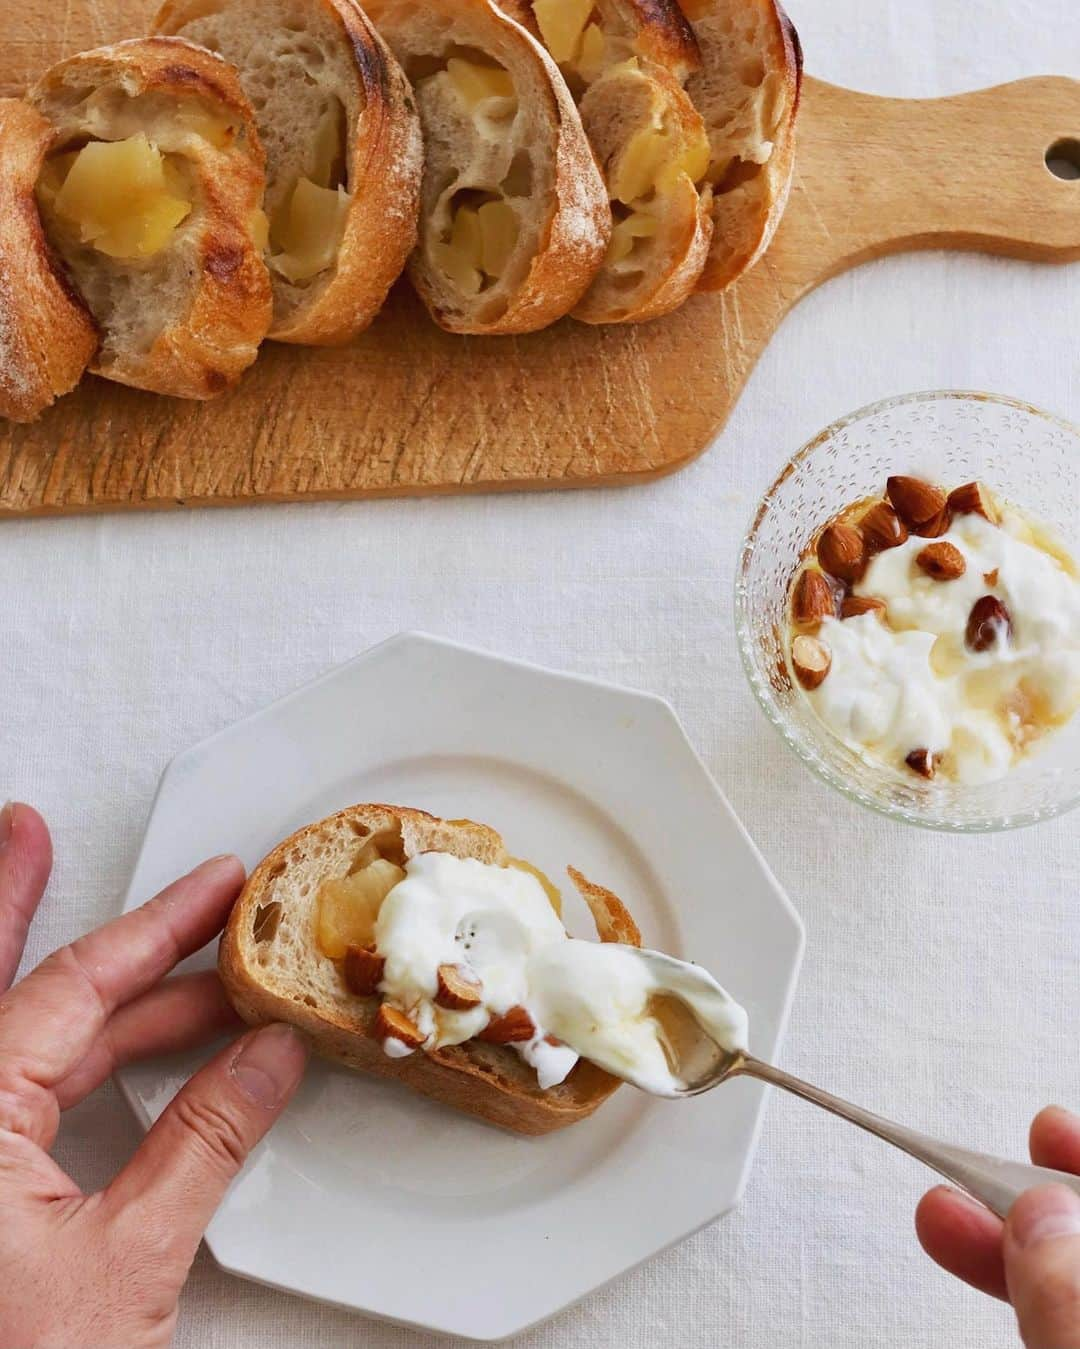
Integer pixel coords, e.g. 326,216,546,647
1004,1185,1080,1349
107,1023,308,1269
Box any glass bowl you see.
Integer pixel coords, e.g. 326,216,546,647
735,391,1080,832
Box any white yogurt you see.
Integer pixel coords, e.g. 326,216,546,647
807,509,1080,783
373,852,749,1094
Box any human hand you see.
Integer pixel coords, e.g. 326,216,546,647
917,1106,1080,1348
0,801,309,1349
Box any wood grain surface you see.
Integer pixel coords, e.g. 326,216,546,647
1,0,1078,516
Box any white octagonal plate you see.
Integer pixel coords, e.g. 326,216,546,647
118,633,804,1341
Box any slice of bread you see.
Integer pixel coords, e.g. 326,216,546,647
0,100,97,423
504,0,714,325
363,0,611,335
29,38,272,400
677,0,802,291
220,804,642,1134
154,0,422,346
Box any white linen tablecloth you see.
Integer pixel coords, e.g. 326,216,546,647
3,1,1078,1344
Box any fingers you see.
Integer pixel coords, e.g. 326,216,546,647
0,802,53,991
1030,1106,1080,1175
0,854,244,1091
105,1024,308,1272
1004,1185,1080,1349
915,1185,1008,1300
53,971,242,1109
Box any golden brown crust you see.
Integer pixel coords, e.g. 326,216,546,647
575,65,712,324
0,100,97,424
683,0,802,291
369,0,611,336
154,0,423,346
500,0,700,76
220,803,641,1134
279,0,421,344
29,38,272,398
614,0,701,76
503,0,711,325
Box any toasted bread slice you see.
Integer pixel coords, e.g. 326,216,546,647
677,0,802,291
29,38,271,399
220,804,642,1134
363,0,611,335
0,100,97,423
504,0,713,325
154,0,422,346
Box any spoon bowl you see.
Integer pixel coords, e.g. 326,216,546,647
625,949,1080,1220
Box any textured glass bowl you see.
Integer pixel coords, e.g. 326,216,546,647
735,391,1080,832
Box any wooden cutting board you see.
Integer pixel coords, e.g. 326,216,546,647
1,0,1078,516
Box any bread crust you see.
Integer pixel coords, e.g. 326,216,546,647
220,803,642,1134
613,0,701,78
680,0,802,291
367,0,611,335
154,0,423,346
29,38,272,399
0,100,97,423
504,0,713,325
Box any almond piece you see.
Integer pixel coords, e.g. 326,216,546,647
373,1002,425,1048
344,944,385,997
841,595,887,620
887,476,947,529
477,1005,536,1044
916,541,966,581
948,481,998,523
791,568,837,628
860,502,908,554
905,748,939,779
792,634,831,690
817,523,867,583
914,506,953,538
966,595,1013,653
435,962,483,1010
983,568,1000,587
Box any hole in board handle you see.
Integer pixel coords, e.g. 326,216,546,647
1045,138,1080,181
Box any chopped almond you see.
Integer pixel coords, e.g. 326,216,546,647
948,481,998,523
344,944,385,996
841,595,887,620
860,501,908,554
886,476,947,529
905,748,940,779
435,962,483,1010
916,541,966,581
816,523,866,583
373,1002,425,1048
477,1006,536,1043
791,568,837,628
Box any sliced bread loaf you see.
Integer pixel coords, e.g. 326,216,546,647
505,0,714,324
677,0,802,291
30,38,272,399
363,0,611,335
155,0,422,345
221,803,641,1134
0,99,97,423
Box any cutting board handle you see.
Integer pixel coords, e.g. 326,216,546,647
769,75,1080,300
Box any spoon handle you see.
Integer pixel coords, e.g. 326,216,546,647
738,1055,1080,1219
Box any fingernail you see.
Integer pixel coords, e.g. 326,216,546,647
1009,1185,1080,1249
0,802,14,851
230,1024,308,1108
203,853,242,870
941,1187,990,1214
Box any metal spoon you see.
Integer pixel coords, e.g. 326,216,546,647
635,950,1080,1220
